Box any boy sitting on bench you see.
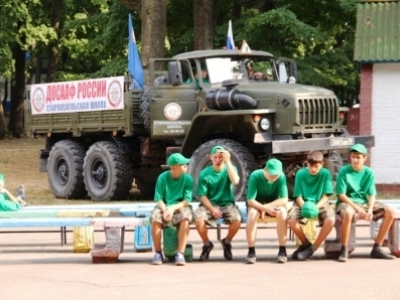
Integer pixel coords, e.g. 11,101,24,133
150,153,193,266
287,150,335,260
335,143,396,262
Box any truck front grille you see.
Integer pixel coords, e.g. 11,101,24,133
298,98,338,127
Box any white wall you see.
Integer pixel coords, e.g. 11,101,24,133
371,63,400,183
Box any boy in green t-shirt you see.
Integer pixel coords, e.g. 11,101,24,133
194,145,241,261
150,153,194,266
0,173,27,211
287,151,335,260
335,143,395,262
246,158,289,264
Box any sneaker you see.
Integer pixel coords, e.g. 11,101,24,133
16,185,25,200
277,251,288,264
246,252,256,264
18,199,28,207
221,238,233,261
297,245,315,261
371,247,396,259
175,252,186,266
199,241,214,261
338,247,348,262
291,243,311,260
152,252,164,265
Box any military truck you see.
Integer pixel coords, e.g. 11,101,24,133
25,49,374,201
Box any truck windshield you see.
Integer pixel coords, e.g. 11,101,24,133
205,57,277,84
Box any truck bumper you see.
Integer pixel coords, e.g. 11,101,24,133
254,133,375,154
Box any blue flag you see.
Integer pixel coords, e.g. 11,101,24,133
128,14,144,89
226,20,235,50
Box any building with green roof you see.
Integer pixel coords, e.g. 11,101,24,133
354,0,400,191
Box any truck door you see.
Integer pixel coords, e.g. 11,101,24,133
149,59,198,139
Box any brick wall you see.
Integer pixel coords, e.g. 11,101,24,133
370,63,400,189
359,64,373,136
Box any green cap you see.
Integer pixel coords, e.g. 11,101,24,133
0,173,4,183
350,143,367,155
210,146,225,154
301,201,319,218
265,158,283,175
167,153,190,166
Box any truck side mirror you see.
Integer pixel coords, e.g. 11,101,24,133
168,61,183,86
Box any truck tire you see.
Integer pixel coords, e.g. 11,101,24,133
188,139,257,202
47,140,86,199
83,141,133,201
139,87,151,131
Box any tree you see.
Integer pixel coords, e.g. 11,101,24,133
46,0,62,83
140,0,167,71
0,92,7,138
193,0,214,50
0,2,30,137
8,41,26,137
0,0,56,137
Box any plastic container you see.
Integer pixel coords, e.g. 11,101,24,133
73,226,94,253
163,226,193,262
134,225,153,252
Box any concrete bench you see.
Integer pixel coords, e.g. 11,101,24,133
369,207,400,258
0,205,151,263
2,200,399,262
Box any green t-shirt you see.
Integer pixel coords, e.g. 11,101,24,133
336,164,376,205
0,173,4,183
0,193,21,212
246,169,288,203
197,165,238,206
293,167,333,204
154,171,193,206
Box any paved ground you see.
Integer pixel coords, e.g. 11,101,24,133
1,224,400,300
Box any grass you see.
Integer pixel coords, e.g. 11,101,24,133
0,137,399,206
0,137,149,205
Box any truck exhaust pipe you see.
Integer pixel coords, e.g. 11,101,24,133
205,89,259,110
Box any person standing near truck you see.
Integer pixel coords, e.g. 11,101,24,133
150,153,194,266
194,146,241,261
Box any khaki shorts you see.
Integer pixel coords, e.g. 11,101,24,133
288,203,335,226
335,201,387,222
150,206,193,227
194,204,242,226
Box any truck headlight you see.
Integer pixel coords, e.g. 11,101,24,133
260,118,270,131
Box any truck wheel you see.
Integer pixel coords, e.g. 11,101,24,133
83,141,133,201
139,87,151,131
188,139,257,202
47,140,86,199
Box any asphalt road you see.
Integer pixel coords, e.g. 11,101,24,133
1,225,399,300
